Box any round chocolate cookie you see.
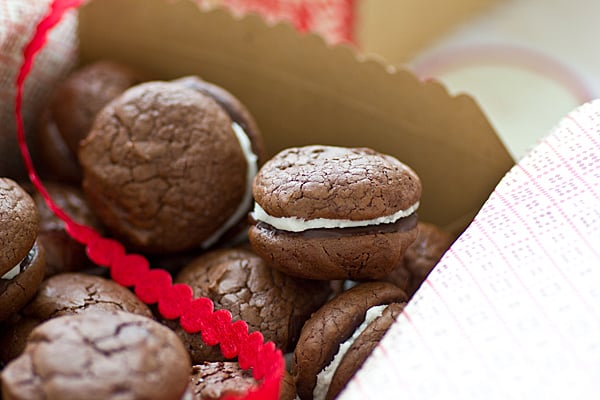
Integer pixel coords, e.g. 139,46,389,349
79,81,260,253
38,60,148,183
0,273,152,364
326,302,404,399
167,248,331,363
0,179,45,322
249,145,422,280
0,311,191,400
25,182,105,277
385,221,454,297
292,281,407,400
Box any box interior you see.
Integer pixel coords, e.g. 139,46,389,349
78,0,514,233
356,0,498,64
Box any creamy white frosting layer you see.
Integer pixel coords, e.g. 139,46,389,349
252,202,419,233
2,246,36,281
201,122,258,248
180,390,193,400
312,305,387,400
1,264,20,280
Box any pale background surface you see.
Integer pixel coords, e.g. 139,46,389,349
409,0,600,160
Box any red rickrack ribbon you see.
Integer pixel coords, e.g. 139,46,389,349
14,1,284,399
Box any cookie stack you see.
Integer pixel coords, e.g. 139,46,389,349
0,61,454,400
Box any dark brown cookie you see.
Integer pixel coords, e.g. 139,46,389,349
79,81,252,253
169,248,331,363
386,221,454,297
327,302,405,400
0,311,191,400
292,282,407,400
249,145,422,281
38,61,148,183
0,273,152,364
24,182,105,277
0,179,45,322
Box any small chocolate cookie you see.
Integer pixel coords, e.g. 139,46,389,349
79,81,255,253
38,61,148,183
0,273,152,364
25,182,105,277
168,248,331,363
292,282,407,400
0,179,45,322
1,311,191,400
249,145,421,280
327,302,404,399
386,222,454,297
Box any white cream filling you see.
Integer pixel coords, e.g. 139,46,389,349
1,264,20,280
312,305,387,400
2,246,36,281
180,390,193,400
201,122,258,248
252,202,419,233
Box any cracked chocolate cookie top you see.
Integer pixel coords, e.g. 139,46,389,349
20,273,153,320
0,178,38,275
252,146,422,221
175,248,331,353
0,273,151,365
79,81,248,253
0,311,191,400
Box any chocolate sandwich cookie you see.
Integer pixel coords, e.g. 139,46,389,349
38,61,148,183
79,81,261,253
0,273,152,364
167,248,331,363
25,182,105,277
0,179,45,322
386,221,454,297
292,282,407,400
249,145,422,280
1,311,191,400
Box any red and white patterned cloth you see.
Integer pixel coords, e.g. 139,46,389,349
341,100,600,399
0,0,77,179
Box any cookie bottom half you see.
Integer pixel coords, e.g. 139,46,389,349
248,215,418,281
